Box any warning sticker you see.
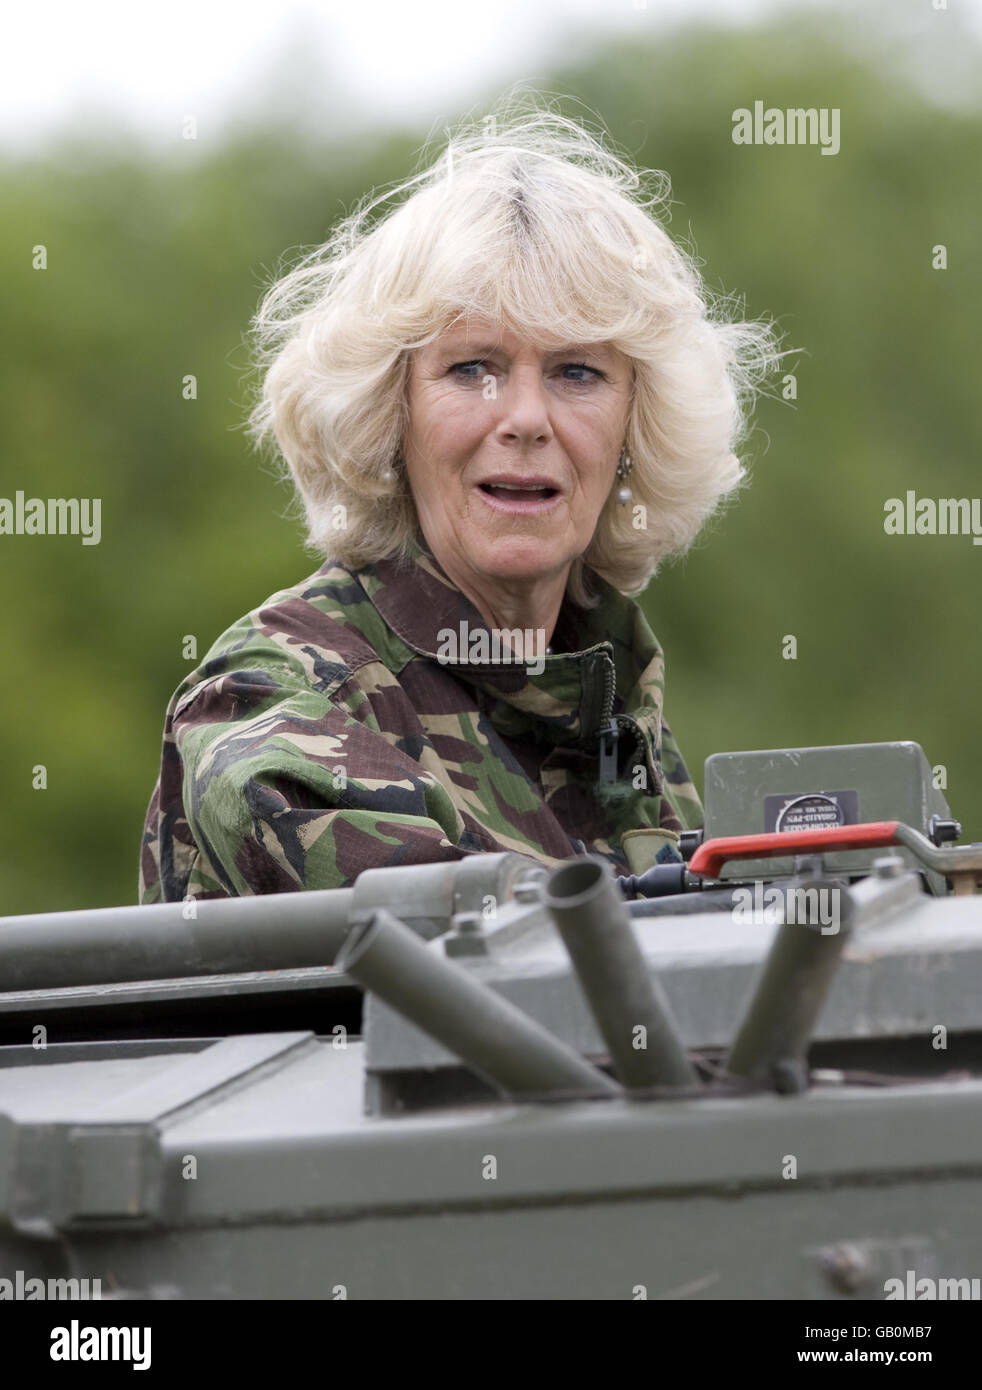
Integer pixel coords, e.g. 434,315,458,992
763,789,859,833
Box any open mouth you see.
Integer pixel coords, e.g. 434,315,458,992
478,484,558,502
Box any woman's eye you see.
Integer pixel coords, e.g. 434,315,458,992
449,359,604,383
560,362,603,382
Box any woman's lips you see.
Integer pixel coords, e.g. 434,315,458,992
477,483,561,515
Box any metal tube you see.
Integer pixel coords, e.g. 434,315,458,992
725,882,853,1089
543,858,698,1089
627,890,741,918
0,891,355,991
335,907,621,1100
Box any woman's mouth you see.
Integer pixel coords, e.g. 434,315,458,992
477,482,560,515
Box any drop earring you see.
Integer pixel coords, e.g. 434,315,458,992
615,447,633,506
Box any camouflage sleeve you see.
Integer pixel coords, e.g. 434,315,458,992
656,718,705,832
173,654,475,896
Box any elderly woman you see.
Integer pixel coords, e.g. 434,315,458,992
139,110,775,903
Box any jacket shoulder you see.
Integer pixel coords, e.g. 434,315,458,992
170,560,416,720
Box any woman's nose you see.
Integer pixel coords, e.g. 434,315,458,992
494,366,553,445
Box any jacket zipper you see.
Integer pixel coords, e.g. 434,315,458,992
596,651,656,789
597,653,621,784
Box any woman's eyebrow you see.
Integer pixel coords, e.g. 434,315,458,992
546,342,611,358
436,340,612,359
438,340,502,358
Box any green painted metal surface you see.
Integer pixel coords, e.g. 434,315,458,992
0,741,979,1300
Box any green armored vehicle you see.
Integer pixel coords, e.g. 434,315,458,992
1,740,980,1301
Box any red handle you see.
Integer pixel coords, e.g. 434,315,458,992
688,821,901,879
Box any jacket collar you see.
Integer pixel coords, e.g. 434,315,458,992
355,539,667,750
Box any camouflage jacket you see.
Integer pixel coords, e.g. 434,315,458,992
139,542,704,902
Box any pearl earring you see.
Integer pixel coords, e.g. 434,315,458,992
615,447,633,506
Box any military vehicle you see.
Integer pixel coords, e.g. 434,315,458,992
1,740,980,1301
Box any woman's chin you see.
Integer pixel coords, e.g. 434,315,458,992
469,537,570,586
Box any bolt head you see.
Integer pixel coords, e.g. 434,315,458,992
820,1242,872,1294
450,911,483,934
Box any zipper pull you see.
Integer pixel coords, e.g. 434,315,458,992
598,718,620,784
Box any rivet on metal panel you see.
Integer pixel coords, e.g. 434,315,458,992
444,912,489,958
819,1243,873,1294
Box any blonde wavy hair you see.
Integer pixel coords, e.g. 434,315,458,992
248,97,782,606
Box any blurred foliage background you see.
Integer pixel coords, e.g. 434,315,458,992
1,5,979,912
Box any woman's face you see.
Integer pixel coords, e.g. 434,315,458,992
404,315,633,596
